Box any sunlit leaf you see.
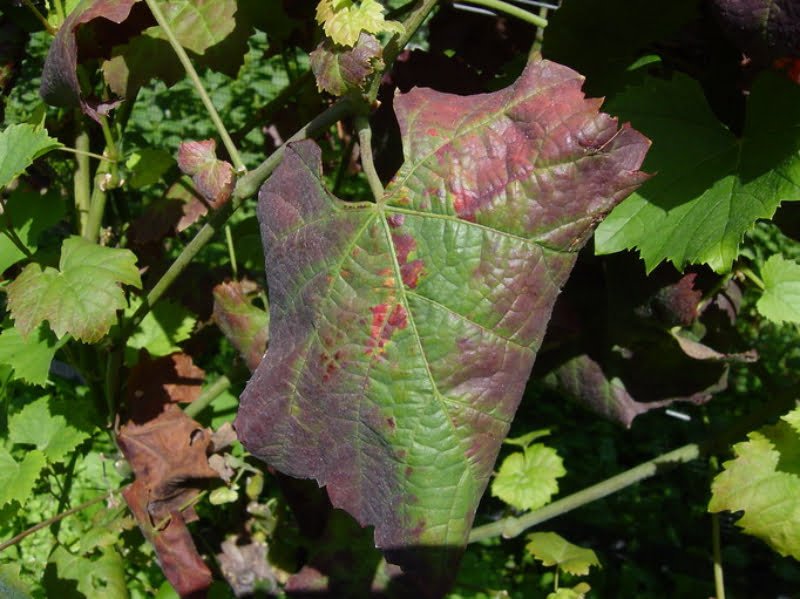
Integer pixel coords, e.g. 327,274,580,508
9,396,91,463
525,532,600,576
595,72,800,273
50,546,128,599
0,323,64,386
491,444,565,511
0,124,61,190
310,32,383,96
7,236,142,342
709,405,800,560
757,255,800,324
0,448,46,508
126,297,196,358
236,58,649,583
0,190,65,273
316,0,404,47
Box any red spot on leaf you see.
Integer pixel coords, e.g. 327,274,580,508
387,213,405,228
366,303,408,356
401,259,425,289
392,233,416,264
427,127,438,137
452,191,477,222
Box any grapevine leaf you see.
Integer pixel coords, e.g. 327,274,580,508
236,58,649,584
9,396,91,463
118,405,218,596
0,124,61,190
126,297,196,358
595,72,800,273
0,323,64,386
7,236,142,342
40,0,142,121
212,280,269,371
50,546,128,599
756,255,800,324
709,406,800,560
176,139,235,205
125,148,174,189
0,448,46,508
310,32,383,96
316,0,404,47
525,532,600,576
491,444,565,511
0,190,65,274
548,583,591,599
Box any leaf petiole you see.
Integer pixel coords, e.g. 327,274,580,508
458,0,548,28
355,115,384,202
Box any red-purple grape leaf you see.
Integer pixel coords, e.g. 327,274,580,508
235,59,649,584
40,0,141,122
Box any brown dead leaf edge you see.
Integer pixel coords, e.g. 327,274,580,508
119,404,219,598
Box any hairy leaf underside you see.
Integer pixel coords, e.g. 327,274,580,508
235,59,649,586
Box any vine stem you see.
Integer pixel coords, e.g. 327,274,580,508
72,128,92,235
57,146,115,162
459,0,548,28
469,391,795,543
142,0,245,173
0,492,112,553
21,0,56,35
712,513,726,599
355,115,384,201
184,375,232,418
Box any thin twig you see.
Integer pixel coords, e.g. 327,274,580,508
355,115,384,201
57,146,115,162
469,391,795,543
142,0,245,173
0,492,112,553
21,0,57,35
712,513,726,599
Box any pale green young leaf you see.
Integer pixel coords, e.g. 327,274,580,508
0,190,65,273
316,0,404,47
0,448,46,508
7,236,142,342
51,546,128,599
9,396,91,463
0,124,61,190
757,255,800,324
491,444,565,511
526,532,600,576
709,406,800,560
126,297,196,358
503,428,551,449
0,323,65,386
547,583,591,599
595,72,800,273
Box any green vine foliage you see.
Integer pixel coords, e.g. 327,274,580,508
1,0,800,597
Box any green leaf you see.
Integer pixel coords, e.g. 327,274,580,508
547,583,591,599
491,444,566,511
9,396,91,463
0,123,61,190
7,236,142,342
316,0,404,47
126,297,196,358
595,72,800,273
525,532,601,576
0,447,46,508
51,546,128,599
125,148,174,189
709,405,800,560
0,323,64,386
0,190,65,273
757,255,800,324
